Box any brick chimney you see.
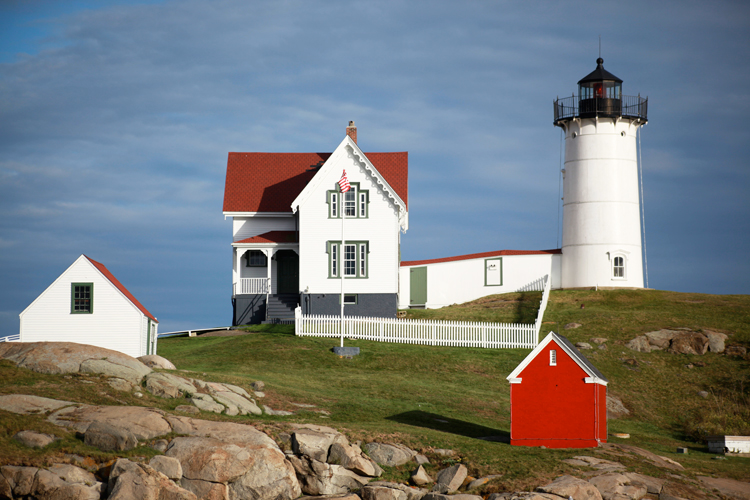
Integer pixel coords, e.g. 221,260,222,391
346,121,357,144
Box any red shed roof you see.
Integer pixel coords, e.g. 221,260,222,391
85,256,158,323
223,151,408,213
401,249,561,267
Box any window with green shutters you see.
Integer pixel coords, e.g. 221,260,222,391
327,241,369,278
327,183,368,219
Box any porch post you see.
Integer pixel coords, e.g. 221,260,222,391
234,248,243,295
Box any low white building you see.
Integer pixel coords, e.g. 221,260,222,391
399,249,561,309
19,255,158,357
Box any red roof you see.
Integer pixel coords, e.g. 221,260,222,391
85,256,158,322
235,231,298,244
401,249,561,267
222,151,408,213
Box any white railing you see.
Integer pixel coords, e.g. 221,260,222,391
533,274,551,338
295,275,550,349
516,275,548,292
0,334,20,343
234,277,270,295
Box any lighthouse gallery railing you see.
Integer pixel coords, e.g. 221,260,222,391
554,95,648,123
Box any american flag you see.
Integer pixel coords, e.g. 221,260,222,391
338,170,351,192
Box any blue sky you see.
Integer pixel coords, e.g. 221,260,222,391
2,0,749,335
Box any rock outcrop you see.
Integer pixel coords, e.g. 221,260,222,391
0,341,151,383
627,328,733,356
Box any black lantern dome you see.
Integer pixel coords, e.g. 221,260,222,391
554,57,647,125
578,57,622,118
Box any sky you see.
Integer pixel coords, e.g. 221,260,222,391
1,0,749,336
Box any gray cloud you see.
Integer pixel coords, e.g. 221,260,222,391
2,0,749,334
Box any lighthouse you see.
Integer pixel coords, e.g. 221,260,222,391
554,58,648,289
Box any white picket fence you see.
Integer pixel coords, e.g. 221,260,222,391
295,275,550,349
0,334,20,343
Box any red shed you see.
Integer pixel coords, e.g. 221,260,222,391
506,332,608,448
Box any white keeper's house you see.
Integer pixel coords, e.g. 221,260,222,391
19,255,159,357
225,57,649,323
223,122,408,324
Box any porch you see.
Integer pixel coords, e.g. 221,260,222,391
232,234,299,324
232,231,299,298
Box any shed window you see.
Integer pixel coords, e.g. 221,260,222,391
71,283,93,314
550,349,557,366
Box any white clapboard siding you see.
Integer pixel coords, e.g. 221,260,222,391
19,256,153,358
298,145,400,295
233,216,296,241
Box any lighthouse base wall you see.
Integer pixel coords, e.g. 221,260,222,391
561,244,643,289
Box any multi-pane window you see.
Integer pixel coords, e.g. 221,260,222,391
71,283,93,314
550,349,557,366
613,256,624,278
344,187,357,217
328,241,368,278
328,183,367,218
344,244,356,276
245,250,267,267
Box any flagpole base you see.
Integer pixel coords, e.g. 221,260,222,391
332,346,360,358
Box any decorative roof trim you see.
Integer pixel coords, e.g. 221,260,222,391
290,135,408,231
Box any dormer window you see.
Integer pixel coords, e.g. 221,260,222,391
328,183,368,219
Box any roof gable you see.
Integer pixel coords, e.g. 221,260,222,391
506,332,607,384
291,135,407,216
84,256,158,322
223,141,408,214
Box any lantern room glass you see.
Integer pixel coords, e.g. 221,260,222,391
579,81,621,100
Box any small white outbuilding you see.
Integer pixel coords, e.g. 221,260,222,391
19,255,158,357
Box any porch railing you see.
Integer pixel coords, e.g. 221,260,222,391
234,277,271,295
0,334,20,342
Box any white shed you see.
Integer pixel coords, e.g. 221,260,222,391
19,255,158,357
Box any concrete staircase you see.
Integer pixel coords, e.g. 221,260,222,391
264,294,298,323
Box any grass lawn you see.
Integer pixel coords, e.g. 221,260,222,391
155,289,750,489
1,289,748,492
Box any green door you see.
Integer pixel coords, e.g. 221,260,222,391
410,267,427,305
276,250,299,294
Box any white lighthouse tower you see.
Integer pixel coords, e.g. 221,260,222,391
554,58,648,289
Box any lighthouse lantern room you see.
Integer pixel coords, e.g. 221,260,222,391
554,58,648,289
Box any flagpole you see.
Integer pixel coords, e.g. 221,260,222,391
340,193,345,348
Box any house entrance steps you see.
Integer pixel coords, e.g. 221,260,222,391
263,293,298,324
